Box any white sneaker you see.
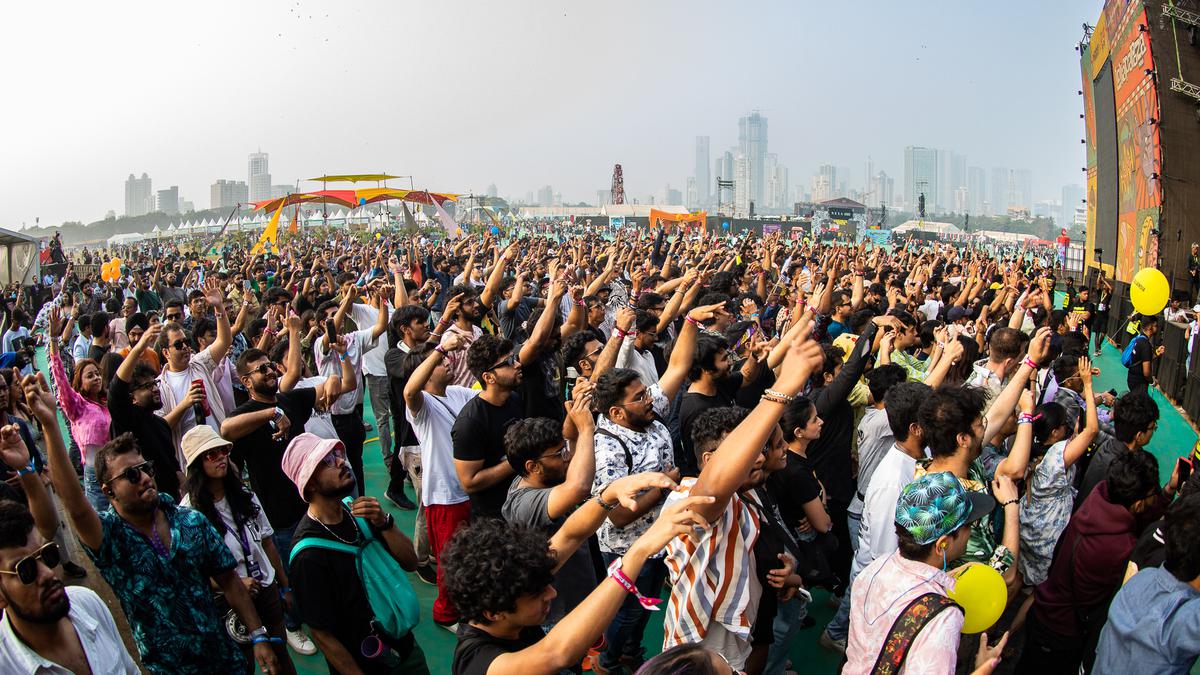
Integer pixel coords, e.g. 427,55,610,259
286,628,317,655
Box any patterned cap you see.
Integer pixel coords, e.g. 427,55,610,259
895,471,994,545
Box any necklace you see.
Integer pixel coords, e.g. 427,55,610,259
312,506,360,545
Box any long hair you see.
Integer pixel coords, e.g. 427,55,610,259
70,358,106,405
183,460,260,536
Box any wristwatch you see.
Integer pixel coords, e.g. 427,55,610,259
378,513,396,531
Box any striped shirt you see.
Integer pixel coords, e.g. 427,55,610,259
662,479,762,648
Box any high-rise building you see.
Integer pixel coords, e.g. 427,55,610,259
990,168,1009,216
211,179,249,209
734,153,751,215
686,178,698,210
811,174,834,203
271,184,294,199
737,112,768,208
596,189,611,205
124,173,153,217
967,167,987,215
953,187,970,213
869,171,894,207
1060,184,1084,228
248,151,271,202
180,199,194,213
662,185,683,205
765,154,789,211
1010,169,1033,215
486,183,498,198
951,153,967,197
536,185,555,205
904,147,938,214
695,136,710,207
156,186,179,215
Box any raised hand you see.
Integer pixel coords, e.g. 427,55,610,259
441,331,465,352
20,373,57,425
567,387,595,434
0,424,31,471
603,471,679,512
631,494,714,553
686,302,728,324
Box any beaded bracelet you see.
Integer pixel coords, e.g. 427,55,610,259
761,389,795,405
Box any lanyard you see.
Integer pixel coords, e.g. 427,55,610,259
232,519,264,581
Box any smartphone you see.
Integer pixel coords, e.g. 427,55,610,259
242,280,252,292
1177,457,1193,485
325,319,337,341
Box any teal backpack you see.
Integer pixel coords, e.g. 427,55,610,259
1121,334,1147,368
290,498,420,639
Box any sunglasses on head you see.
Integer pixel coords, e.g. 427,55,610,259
104,461,155,486
0,542,60,585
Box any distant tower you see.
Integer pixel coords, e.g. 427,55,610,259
611,164,626,205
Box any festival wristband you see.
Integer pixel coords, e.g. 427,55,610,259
252,636,284,645
1022,356,1038,370
434,346,449,358
15,460,36,478
1017,412,1036,425
607,558,662,611
684,315,701,328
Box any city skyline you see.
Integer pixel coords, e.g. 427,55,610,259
1,1,1097,228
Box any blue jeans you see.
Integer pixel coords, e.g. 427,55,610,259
83,464,110,513
271,520,302,631
764,596,809,675
599,552,666,669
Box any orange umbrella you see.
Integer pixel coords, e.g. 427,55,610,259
251,191,357,212
354,188,459,206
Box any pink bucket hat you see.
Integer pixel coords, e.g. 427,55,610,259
281,432,345,502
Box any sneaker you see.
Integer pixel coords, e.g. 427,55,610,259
62,561,88,580
818,628,847,655
590,661,624,675
434,618,459,634
385,488,416,511
415,563,437,585
286,628,317,655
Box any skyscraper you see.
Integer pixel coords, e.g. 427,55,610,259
869,171,894,207
734,153,751,215
967,167,987,215
695,136,710,207
1060,184,1084,228
211,179,249,209
1010,169,1034,215
536,185,555,205
990,168,1009,216
764,155,789,210
486,183,498,198
248,151,271,202
737,112,768,209
904,147,938,214
124,173,153,217
156,186,179,215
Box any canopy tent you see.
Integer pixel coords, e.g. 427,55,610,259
252,191,357,212
307,174,401,183
355,188,459,206
649,208,707,229
0,227,40,285
253,188,459,211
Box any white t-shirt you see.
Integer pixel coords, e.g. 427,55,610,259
179,493,276,586
162,368,196,428
853,444,921,576
405,386,476,505
350,302,392,377
296,375,339,439
314,328,378,414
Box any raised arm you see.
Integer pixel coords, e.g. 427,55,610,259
404,333,464,414
1063,357,1100,469
544,392,598,519
519,279,566,365
203,278,233,363
117,322,161,384
279,313,304,393
23,373,103,551
0,422,59,543
984,327,1050,446
657,303,723,401
688,324,823,522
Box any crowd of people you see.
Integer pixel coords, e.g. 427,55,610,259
0,225,1197,675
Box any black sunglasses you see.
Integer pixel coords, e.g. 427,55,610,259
0,542,60,585
485,354,517,373
165,313,183,321
104,461,155,486
244,362,279,377
169,339,189,351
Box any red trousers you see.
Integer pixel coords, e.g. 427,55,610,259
426,501,472,623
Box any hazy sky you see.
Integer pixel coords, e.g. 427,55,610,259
1,0,1097,228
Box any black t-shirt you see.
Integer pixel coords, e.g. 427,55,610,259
518,351,565,423
766,451,823,531
1068,300,1097,329
229,389,316,528
451,392,522,517
679,374,743,467
107,375,182,499
1130,517,1166,571
1126,335,1153,389
453,624,544,675
384,346,418,454
735,365,775,410
290,509,400,675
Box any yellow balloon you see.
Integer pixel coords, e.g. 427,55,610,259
946,563,1006,634
1131,267,1169,316
111,257,123,269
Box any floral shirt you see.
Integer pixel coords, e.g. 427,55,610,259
1019,440,1076,586
914,459,1012,572
84,494,245,674
592,382,675,555
890,348,929,382
845,552,963,675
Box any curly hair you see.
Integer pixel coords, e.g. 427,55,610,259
466,334,514,386
690,406,749,463
0,500,34,550
440,519,556,624
591,368,641,416
505,418,565,475
918,386,987,458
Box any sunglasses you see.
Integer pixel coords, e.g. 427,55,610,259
169,339,190,351
244,362,279,377
0,542,60,585
319,448,346,467
485,354,517,373
104,461,155,486
204,446,231,462
165,314,183,322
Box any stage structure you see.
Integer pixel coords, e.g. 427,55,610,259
1079,0,1200,290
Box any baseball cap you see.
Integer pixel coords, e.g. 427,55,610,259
181,425,232,469
946,306,970,323
832,333,859,362
895,472,994,545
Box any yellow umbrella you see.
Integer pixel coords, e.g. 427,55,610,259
307,174,401,183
